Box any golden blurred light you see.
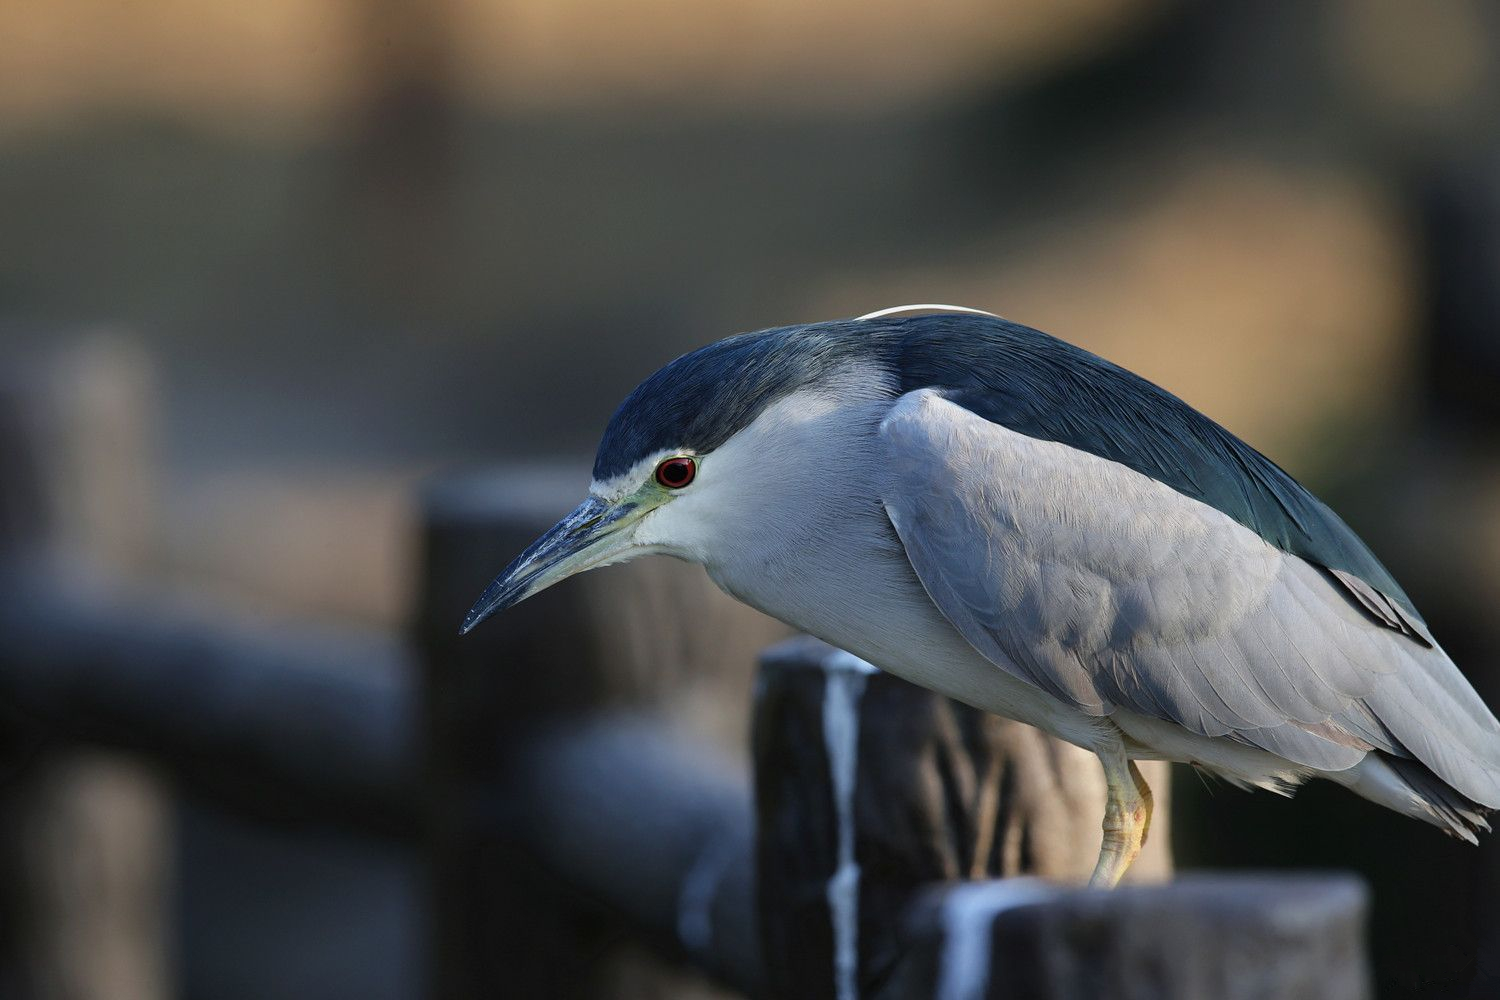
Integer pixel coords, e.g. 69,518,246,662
810,158,1415,464
0,0,1160,133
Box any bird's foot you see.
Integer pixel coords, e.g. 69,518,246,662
1088,756,1153,888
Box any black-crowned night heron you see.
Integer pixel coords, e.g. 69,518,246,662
462,305,1500,887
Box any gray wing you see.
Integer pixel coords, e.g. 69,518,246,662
879,389,1500,805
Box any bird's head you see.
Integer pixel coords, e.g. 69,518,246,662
458,305,996,635
454,448,700,636
457,323,854,635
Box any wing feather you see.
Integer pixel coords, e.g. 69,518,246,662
880,389,1500,801
888,314,1422,624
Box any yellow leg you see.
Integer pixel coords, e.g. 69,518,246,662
1088,753,1152,888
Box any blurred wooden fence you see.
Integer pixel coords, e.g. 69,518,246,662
0,341,1371,1000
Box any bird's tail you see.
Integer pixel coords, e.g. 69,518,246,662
1334,752,1492,844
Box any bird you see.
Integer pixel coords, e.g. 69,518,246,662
461,304,1500,887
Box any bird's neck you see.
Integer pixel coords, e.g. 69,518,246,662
694,399,897,631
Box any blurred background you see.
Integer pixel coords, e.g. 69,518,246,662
2,0,1500,997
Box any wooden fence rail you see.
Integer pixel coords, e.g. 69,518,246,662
898,875,1369,1000
0,561,414,835
505,715,762,994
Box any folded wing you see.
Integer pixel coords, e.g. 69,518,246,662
879,389,1500,806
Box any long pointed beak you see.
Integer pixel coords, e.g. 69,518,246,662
459,496,640,635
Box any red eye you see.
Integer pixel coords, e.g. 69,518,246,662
655,456,696,489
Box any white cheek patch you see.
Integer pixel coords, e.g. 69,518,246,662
589,449,680,500
630,496,687,551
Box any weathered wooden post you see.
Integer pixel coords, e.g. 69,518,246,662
414,465,788,999
753,637,1171,1000
0,335,172,1000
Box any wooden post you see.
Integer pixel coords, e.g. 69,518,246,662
0,335,172,1000
894,874,1370,999
753,637,1171,1000
0,567,413,833
414,466,788,1000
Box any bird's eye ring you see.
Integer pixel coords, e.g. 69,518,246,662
655,456,696,489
